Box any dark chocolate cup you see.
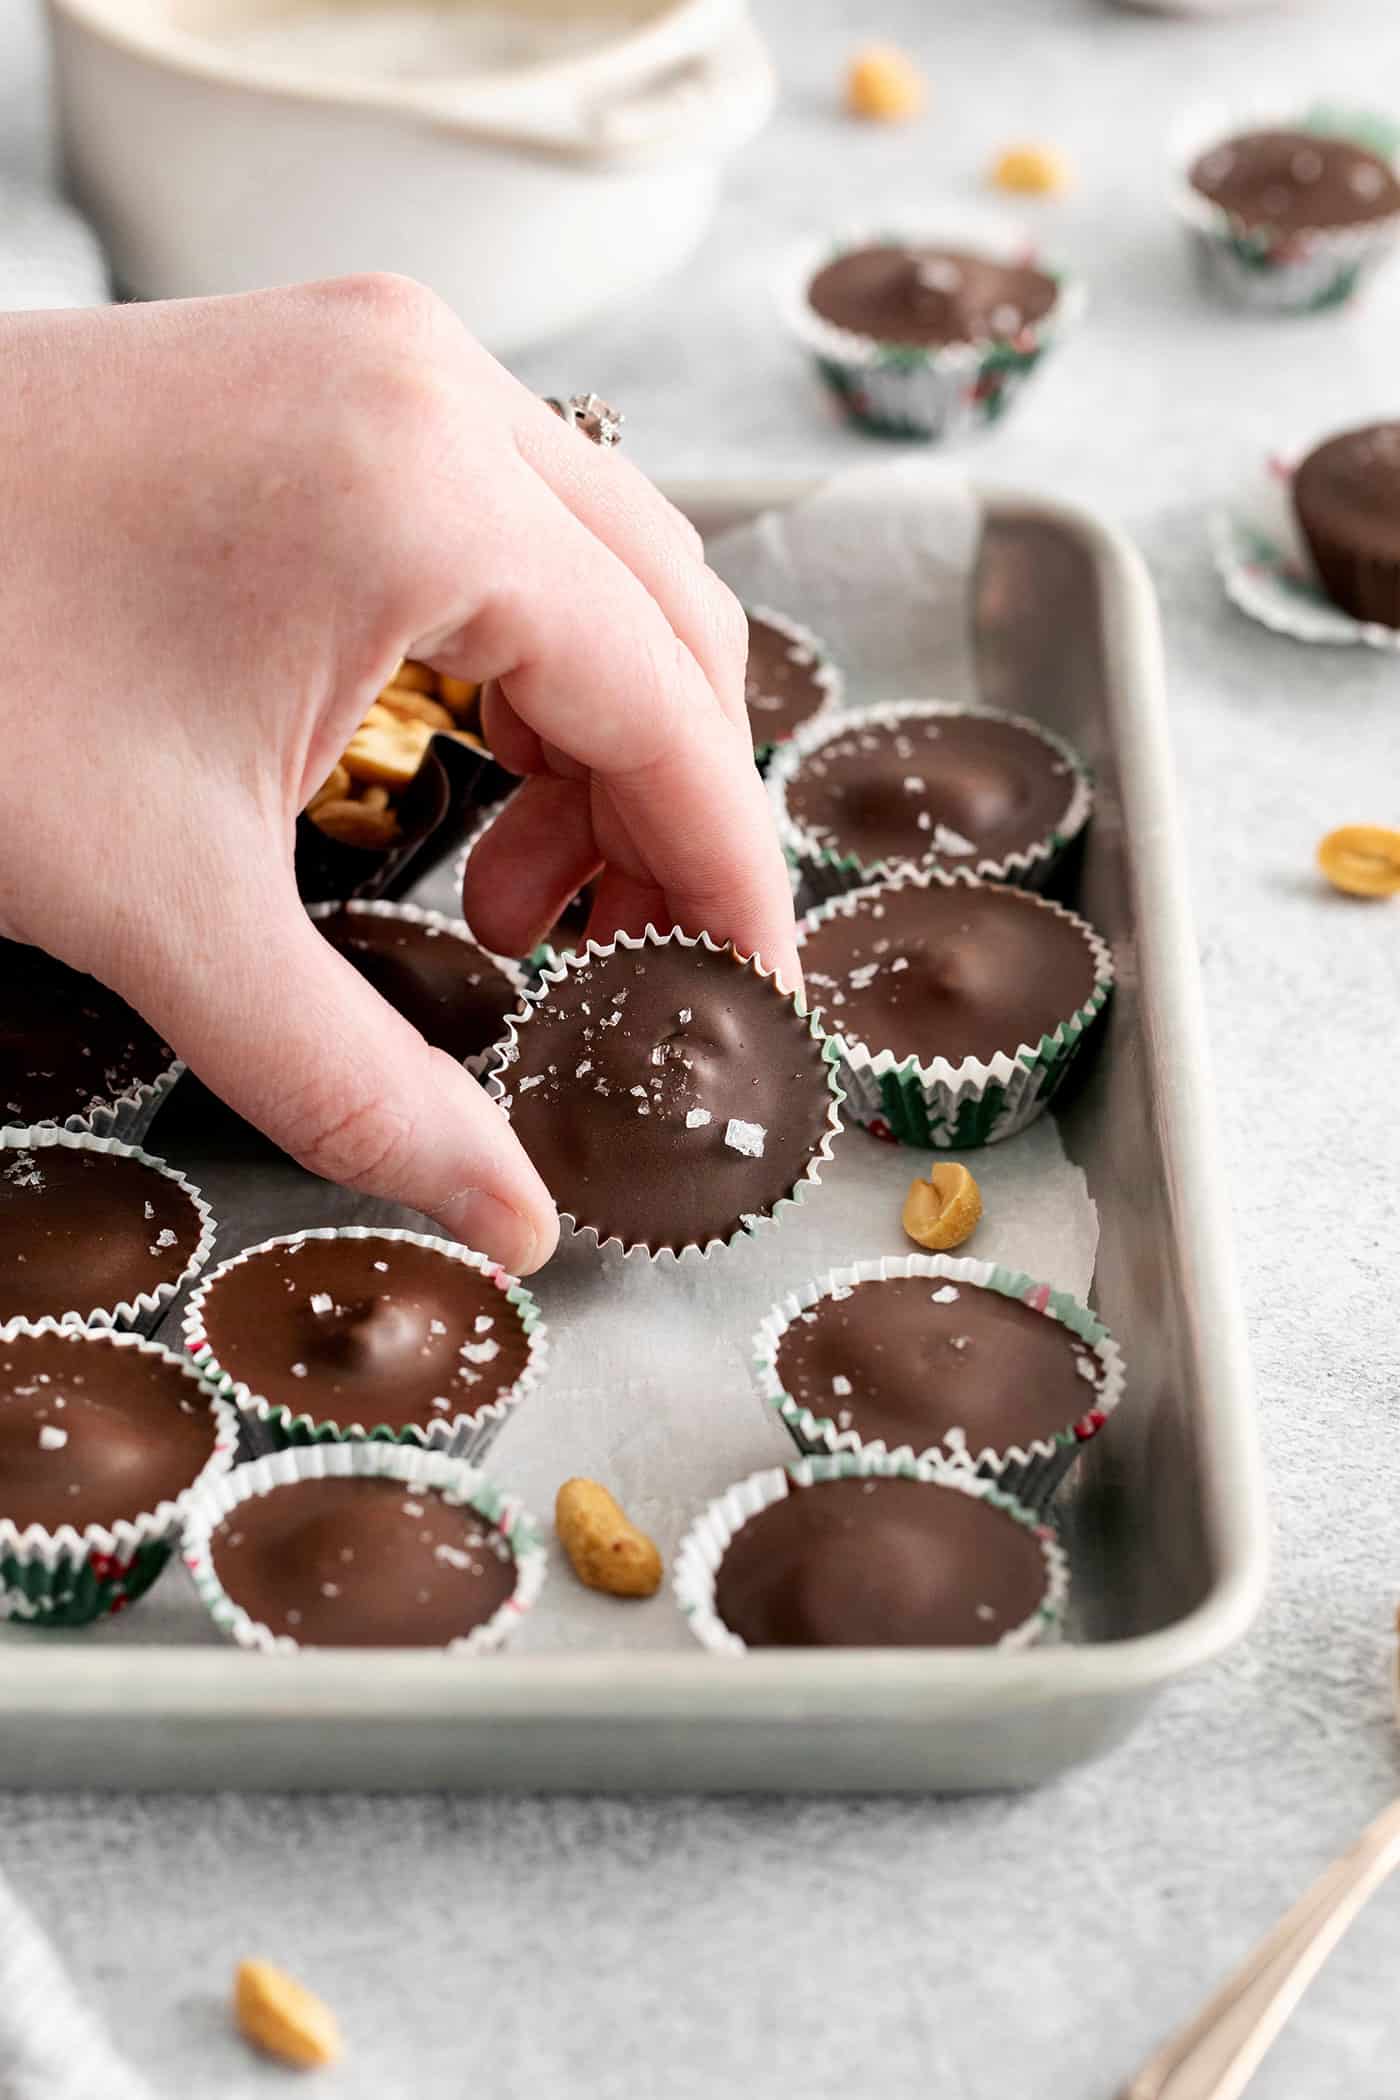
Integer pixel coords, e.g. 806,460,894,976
674,1449,1069,1654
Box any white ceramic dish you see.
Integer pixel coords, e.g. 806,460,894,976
45,0,775,353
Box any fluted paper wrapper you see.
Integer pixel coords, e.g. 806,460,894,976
796,868,1114,1148
0,1322,238,1627
306,898,531,1074
183,1226,548,1462
749,1251,1125,1511
1212,446,1400,651
673,1447,1070,1654
181,1439,546,1656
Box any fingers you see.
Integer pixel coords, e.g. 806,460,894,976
584,868,668,946
434,477,800,986
119,863,559,1272
511,392,751,737
463,777,602,958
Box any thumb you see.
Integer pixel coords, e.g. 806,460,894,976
117,873,557,1275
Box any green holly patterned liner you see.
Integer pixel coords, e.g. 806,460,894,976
780,221,1085,442
750,1253,1126,1512
767,700,1093,908
1211,447,1400,652
180,1439,547,1656
307,898,531,1075
796,867,1113,1149
0,1124,217,1335
485,926,846,1261
746,604,844,767
182,1226,548,1462
0,1321,239,1628
674,1447,1070,1654
1172,100,1400,313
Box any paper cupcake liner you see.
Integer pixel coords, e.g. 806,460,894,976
180,1439,547,1656
1212,447,1400,650
1172,100,1400,313
674,1447,1070,1654
796,867,1113,1148
45,1054,184,1149
767,700,1093,907
746,604,844,766
780,219,1085,442
0,1125,217,1336
750,1252,1126,1511
307,898,532,1074
182,1226,548,1462
484,925,846,1262
0,1322,239,1628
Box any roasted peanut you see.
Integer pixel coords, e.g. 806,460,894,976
387,658,437,694
306,763,351,815
235,1959,342,2070
309,798,399,849
437,674,479,712
846,44,927,123
902,1160,982,1251
342,710,434,788
1317,824,1400,898
556,1478,662,1598
378,685,455,732
989,142,1072,196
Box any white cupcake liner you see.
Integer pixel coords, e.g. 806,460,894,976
0,1125,217,1335
0,1321,239,1626
1171,98,1400,313
780,216,1085,442
484,925,846,1262
307,897,532,1075
37,1056,184,1148
767,699,1093,906
182,1226,548,1462
745,604,844,757
1211,446,1400,651
674,1447,1071,1654
796,867,1114,1148
180,1439,547,1656
750,1252,1126,1511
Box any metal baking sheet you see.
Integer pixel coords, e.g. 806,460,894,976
0,482,1268,1791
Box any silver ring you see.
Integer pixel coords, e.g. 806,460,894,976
544,392,624,449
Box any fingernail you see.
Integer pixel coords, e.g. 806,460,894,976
438,1187,557,1274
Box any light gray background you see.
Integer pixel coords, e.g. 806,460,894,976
4,1,1400,2095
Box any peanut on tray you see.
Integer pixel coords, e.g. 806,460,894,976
305,661,483,851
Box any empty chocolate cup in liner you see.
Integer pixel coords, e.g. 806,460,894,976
796,867,1113,1148
744,605,844,764
0,1321,239,1627
180,1439,547,1656
296,730,505,906
766,700,1093,908
306,900,530,1076
751,1253,1125,1511
484,927,845,1262
0,1126,217,1335
1171,100,1400,314
1,937,184,1146
674,1448,1069,1654
183,1227,548,1463
780,221,1085,442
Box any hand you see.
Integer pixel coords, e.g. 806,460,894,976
0,276,797,1273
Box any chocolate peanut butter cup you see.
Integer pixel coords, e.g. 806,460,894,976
768,701,1091,905
0,1127,215,1333
308,900,528,1071
1175,107,1400,312
783,224,1082,441
183,1226,547,1461
0,1322,236,1626
675,1451,1068,1653
182,1441,546,1654
487,929,844,1259
1,938,182,1143
752,1253,1125,1509
744,607,842,755
1292,422,1400,629
796,868,1113,1147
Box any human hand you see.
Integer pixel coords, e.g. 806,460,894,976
0,275,797,1274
